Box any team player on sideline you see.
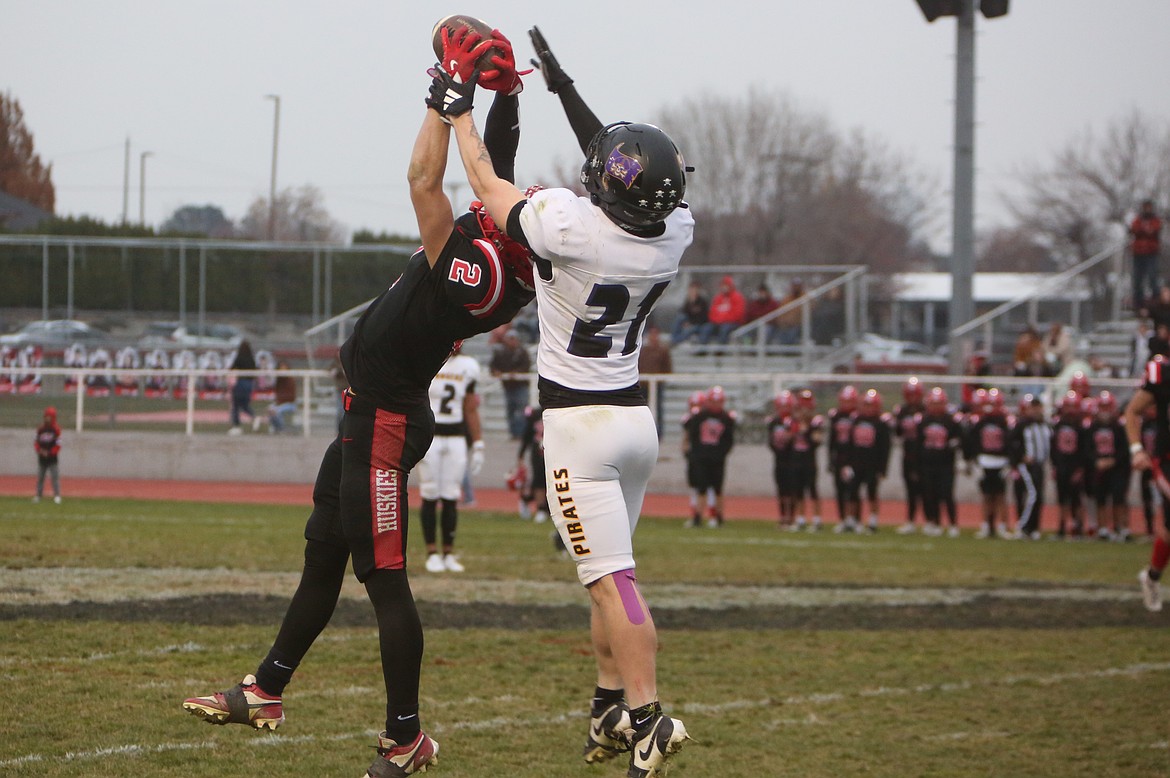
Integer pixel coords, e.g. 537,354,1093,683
917,387,963,537
829,385,859,532
682,386,738,528
790,388,826,531
432,25,695,777
418,344,485,573
1127,355,1170,612
182,27,536,777
893,378,925,534
845,389,891,533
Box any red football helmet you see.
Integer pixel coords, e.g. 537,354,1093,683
1079,395,1098,418
1096,390,1117,415
903,377,923,405
925,386,948,413
705,385,726,411
774,390,795,418
1018,393,1035,415
1069,370,1090,398
860,388,883,416
986,387,1006,415
1059,390,1081,417
838,385,859,413
796,388,816,411
971,388,989,413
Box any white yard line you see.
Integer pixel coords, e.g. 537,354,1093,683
3,661,1167,770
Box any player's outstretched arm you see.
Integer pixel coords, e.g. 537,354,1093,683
528,26,602,156
448,108,526,235
408,108,455,268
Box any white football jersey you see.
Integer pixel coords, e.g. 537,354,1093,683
428,353,480,426
520,188,694,391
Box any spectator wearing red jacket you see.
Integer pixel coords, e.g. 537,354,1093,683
701,275,746,345
1131,199,1163,312
743,283,781,344
33,406,62,504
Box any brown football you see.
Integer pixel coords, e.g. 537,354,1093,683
431,14,500,72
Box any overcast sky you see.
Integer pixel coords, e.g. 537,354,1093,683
5,1,1169,247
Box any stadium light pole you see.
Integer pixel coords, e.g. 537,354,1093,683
139,150,154,227
265,94,281,241
915,0,1009,374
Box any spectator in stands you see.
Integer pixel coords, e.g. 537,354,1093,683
263,361,298,434
1130,199,1163,312
638,325,673,437
227,340,258,435
670,280,710,345
1043,322,1074,376
1131,319,1153,377
742,283,780,345
776,278,807,346
1012,325,1044,377
489,329,531,439
1146,284,1170,330
701,275,746,345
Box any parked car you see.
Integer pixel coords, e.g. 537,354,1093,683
0,319,109,349
847,333,949,374
137,321,245,350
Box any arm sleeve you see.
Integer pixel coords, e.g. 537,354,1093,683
555,84,604,156
485,93,520,184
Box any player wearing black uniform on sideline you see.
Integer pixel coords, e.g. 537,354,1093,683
183,28,536,777
1127,354,1170,612
1140,403,1159,537
829,385,859,532
844,389,891,534
917,387,962,537
893,378,925,534
516,404,549,525
766,390,798,529
683,386,737,528
1050,390,1087,539
1086,391,1131,541
791,388,825,531
964,387,1015,539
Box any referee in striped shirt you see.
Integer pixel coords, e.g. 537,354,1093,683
1012,395,1051,539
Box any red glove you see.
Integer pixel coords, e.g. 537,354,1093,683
50,445,61,456
477,29,532,95
439,24,494,83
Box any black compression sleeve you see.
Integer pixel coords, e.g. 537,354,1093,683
485,92,519,184
556,84,604,156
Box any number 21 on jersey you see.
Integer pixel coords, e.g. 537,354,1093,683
567,281,669,358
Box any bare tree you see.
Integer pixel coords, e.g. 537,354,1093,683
239,184,344,243
0,92,54,212
655,87,937,271
1007,110,1170,310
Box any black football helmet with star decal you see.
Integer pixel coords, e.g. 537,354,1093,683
580,121,688,229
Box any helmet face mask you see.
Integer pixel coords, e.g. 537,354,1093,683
581,122,687,229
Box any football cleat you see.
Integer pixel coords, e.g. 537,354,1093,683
365,730,438,777
424,553,445,573
442,554,465,573
627,714,689,778
583,700,633,764
1140,569,1163,612
896,523,917,535
182,674,284,730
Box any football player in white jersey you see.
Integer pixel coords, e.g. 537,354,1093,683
429,27,694,778
418,343,485,573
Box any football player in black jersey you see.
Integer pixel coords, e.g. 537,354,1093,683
1127,355,1170,612
183,27,536,777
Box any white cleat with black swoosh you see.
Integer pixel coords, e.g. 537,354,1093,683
627,714,689,778
583,700,632,763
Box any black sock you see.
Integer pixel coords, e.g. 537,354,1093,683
255,652,297,697
629,700,662,733
591,686,625,716
1151,568,1163,582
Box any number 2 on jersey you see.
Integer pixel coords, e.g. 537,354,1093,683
567,281,669,358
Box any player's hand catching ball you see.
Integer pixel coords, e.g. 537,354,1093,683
477,29,529,95
426,66,477,119
438,24,494,84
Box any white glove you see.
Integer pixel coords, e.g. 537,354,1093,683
469,440,486,475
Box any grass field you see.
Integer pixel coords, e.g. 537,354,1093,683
1,495,1166,777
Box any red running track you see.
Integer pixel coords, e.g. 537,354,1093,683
0,474,1010,526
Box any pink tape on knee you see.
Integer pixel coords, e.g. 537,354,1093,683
613,569,645,625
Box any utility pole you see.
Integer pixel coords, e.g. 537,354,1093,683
265,94,281,241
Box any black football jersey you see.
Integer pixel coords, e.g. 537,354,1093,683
1142,357,1170,457
341,215,535,411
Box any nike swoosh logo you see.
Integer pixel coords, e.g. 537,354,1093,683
397,713,417,721
634,716,654,728
638,741,656,761
273,661,292,670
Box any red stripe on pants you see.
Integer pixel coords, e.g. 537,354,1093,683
369,408,408,570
